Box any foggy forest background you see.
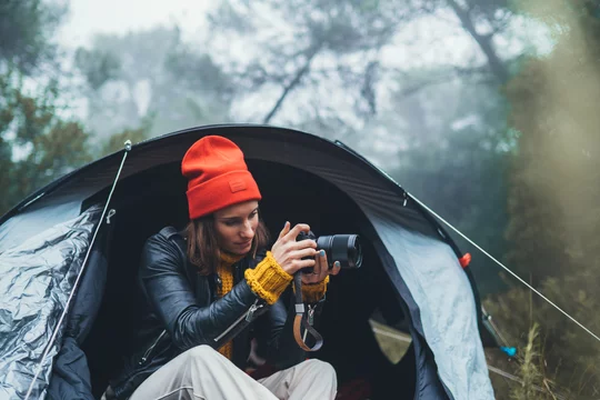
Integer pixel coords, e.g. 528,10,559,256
2,0,600,398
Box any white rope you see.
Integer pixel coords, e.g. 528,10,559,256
24,142,131,400
408,192,600,344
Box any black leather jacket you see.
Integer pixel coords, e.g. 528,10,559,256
110,227,305,399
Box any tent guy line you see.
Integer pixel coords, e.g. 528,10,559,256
373,326,569,399
23,142,133,400
408,192,600,344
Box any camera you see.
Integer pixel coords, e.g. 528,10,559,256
296,230,363,273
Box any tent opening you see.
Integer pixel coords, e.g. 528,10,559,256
80,160,416,399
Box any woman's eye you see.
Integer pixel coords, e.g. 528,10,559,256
224,220,237,227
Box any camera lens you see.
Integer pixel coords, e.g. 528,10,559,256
317,234,362,270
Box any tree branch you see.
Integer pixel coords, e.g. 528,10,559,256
394,66,497,100
262,44,321,124
447,0,509,83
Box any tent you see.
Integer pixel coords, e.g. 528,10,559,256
0,124,498,399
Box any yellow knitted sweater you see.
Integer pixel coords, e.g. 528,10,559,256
216,252,242,359
216,251,328,360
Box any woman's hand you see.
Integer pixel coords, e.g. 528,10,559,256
271,222,318,275
302,248,341,285
270,221,341,281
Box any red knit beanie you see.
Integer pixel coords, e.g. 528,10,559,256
182,135,262,219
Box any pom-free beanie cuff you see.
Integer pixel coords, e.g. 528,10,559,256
186,170,261,219
182,135,262,219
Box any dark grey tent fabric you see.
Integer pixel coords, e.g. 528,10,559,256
46,222,110,400
0,125,494,399
45,337,94,400
0,205,101,399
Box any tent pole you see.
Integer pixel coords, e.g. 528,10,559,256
24,141,133,400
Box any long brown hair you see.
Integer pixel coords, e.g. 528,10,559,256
186,214,270,275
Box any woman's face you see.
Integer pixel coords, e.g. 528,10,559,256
213,200,260,255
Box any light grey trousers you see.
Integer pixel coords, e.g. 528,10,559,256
128,345,337,400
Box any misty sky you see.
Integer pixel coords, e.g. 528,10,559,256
58,0,484,65
58,0,212,48
56,0,553,92
52,0,553,170
52,0,554,170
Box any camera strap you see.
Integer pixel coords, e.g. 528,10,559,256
292,273,324,352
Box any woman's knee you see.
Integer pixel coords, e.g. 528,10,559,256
185,344,219,363
302,359,337,380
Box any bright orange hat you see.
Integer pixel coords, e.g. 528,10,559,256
182,135,261,219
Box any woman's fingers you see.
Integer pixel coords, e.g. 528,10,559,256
285,223,310,241
330,260,341,276
292,238,317,251
272,222,322,275
298,252,342,285
290,258,316,273
301,250,326,284
277,222,312,245
293,247,318,260
277,221,291,240
314,250,326,277
273,247,317,275
309,250,325,280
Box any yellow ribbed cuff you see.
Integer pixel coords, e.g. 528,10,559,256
302,275,329,303
244,251,293,305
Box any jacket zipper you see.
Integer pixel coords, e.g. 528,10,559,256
213,299,264,343
139,329,167,365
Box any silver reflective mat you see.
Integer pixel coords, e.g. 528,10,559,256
0,206,101,399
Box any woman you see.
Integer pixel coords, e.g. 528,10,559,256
108,135,339,400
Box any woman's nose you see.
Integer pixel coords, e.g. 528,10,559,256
241,220,254,237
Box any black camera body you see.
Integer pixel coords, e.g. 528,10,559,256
296,230,363,273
